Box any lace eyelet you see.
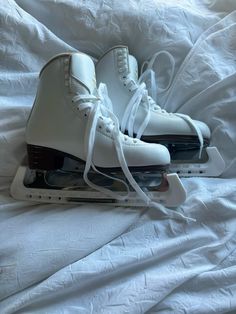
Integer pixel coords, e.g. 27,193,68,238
98,125,102,129
84,113,87,117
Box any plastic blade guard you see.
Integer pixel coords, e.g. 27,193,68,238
170,147,225,177
10,166,187,208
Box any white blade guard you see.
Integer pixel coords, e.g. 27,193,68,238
10,167,186,208
170,147,225,177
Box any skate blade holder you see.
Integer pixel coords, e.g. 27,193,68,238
170,147,225,177
10,167,186,208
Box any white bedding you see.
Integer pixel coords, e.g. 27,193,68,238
0,0,236,313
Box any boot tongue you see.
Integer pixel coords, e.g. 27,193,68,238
70,53,97,95
128,54,138,83
115,46,138,82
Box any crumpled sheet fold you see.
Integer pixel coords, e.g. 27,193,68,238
0,0,236,313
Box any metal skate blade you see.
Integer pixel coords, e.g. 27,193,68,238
170,147,225,177
170,147,208,163
10,167,186,208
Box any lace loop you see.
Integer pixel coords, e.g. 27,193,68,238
121,82,145,137
139,68,157,102
141,50,176,94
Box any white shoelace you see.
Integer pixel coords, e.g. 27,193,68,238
72,89,195,223
72,92,156,204
120,51,204,158
140,50,176,98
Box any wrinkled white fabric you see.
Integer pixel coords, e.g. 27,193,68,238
1,0,236,313
159,11,236,178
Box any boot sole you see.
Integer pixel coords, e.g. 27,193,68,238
27,144,168,173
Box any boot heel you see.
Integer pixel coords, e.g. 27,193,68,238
27,145,64,170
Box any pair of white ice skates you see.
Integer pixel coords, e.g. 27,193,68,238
11,46,225,209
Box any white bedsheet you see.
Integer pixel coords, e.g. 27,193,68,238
0,0,236,313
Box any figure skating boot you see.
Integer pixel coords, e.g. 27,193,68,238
10,52,186,208
96,46,225,177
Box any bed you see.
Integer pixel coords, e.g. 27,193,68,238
0,0,236,313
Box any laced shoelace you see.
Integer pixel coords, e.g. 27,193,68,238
120,51,204,158
140,50,176,98
99,84,196,222
72,87,195,223
72,92,157,204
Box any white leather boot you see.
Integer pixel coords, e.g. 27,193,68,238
26,52,170,171
96,46,225,177
22,52,188,208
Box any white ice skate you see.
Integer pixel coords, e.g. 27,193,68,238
96,46,225,177
10,52,186,209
